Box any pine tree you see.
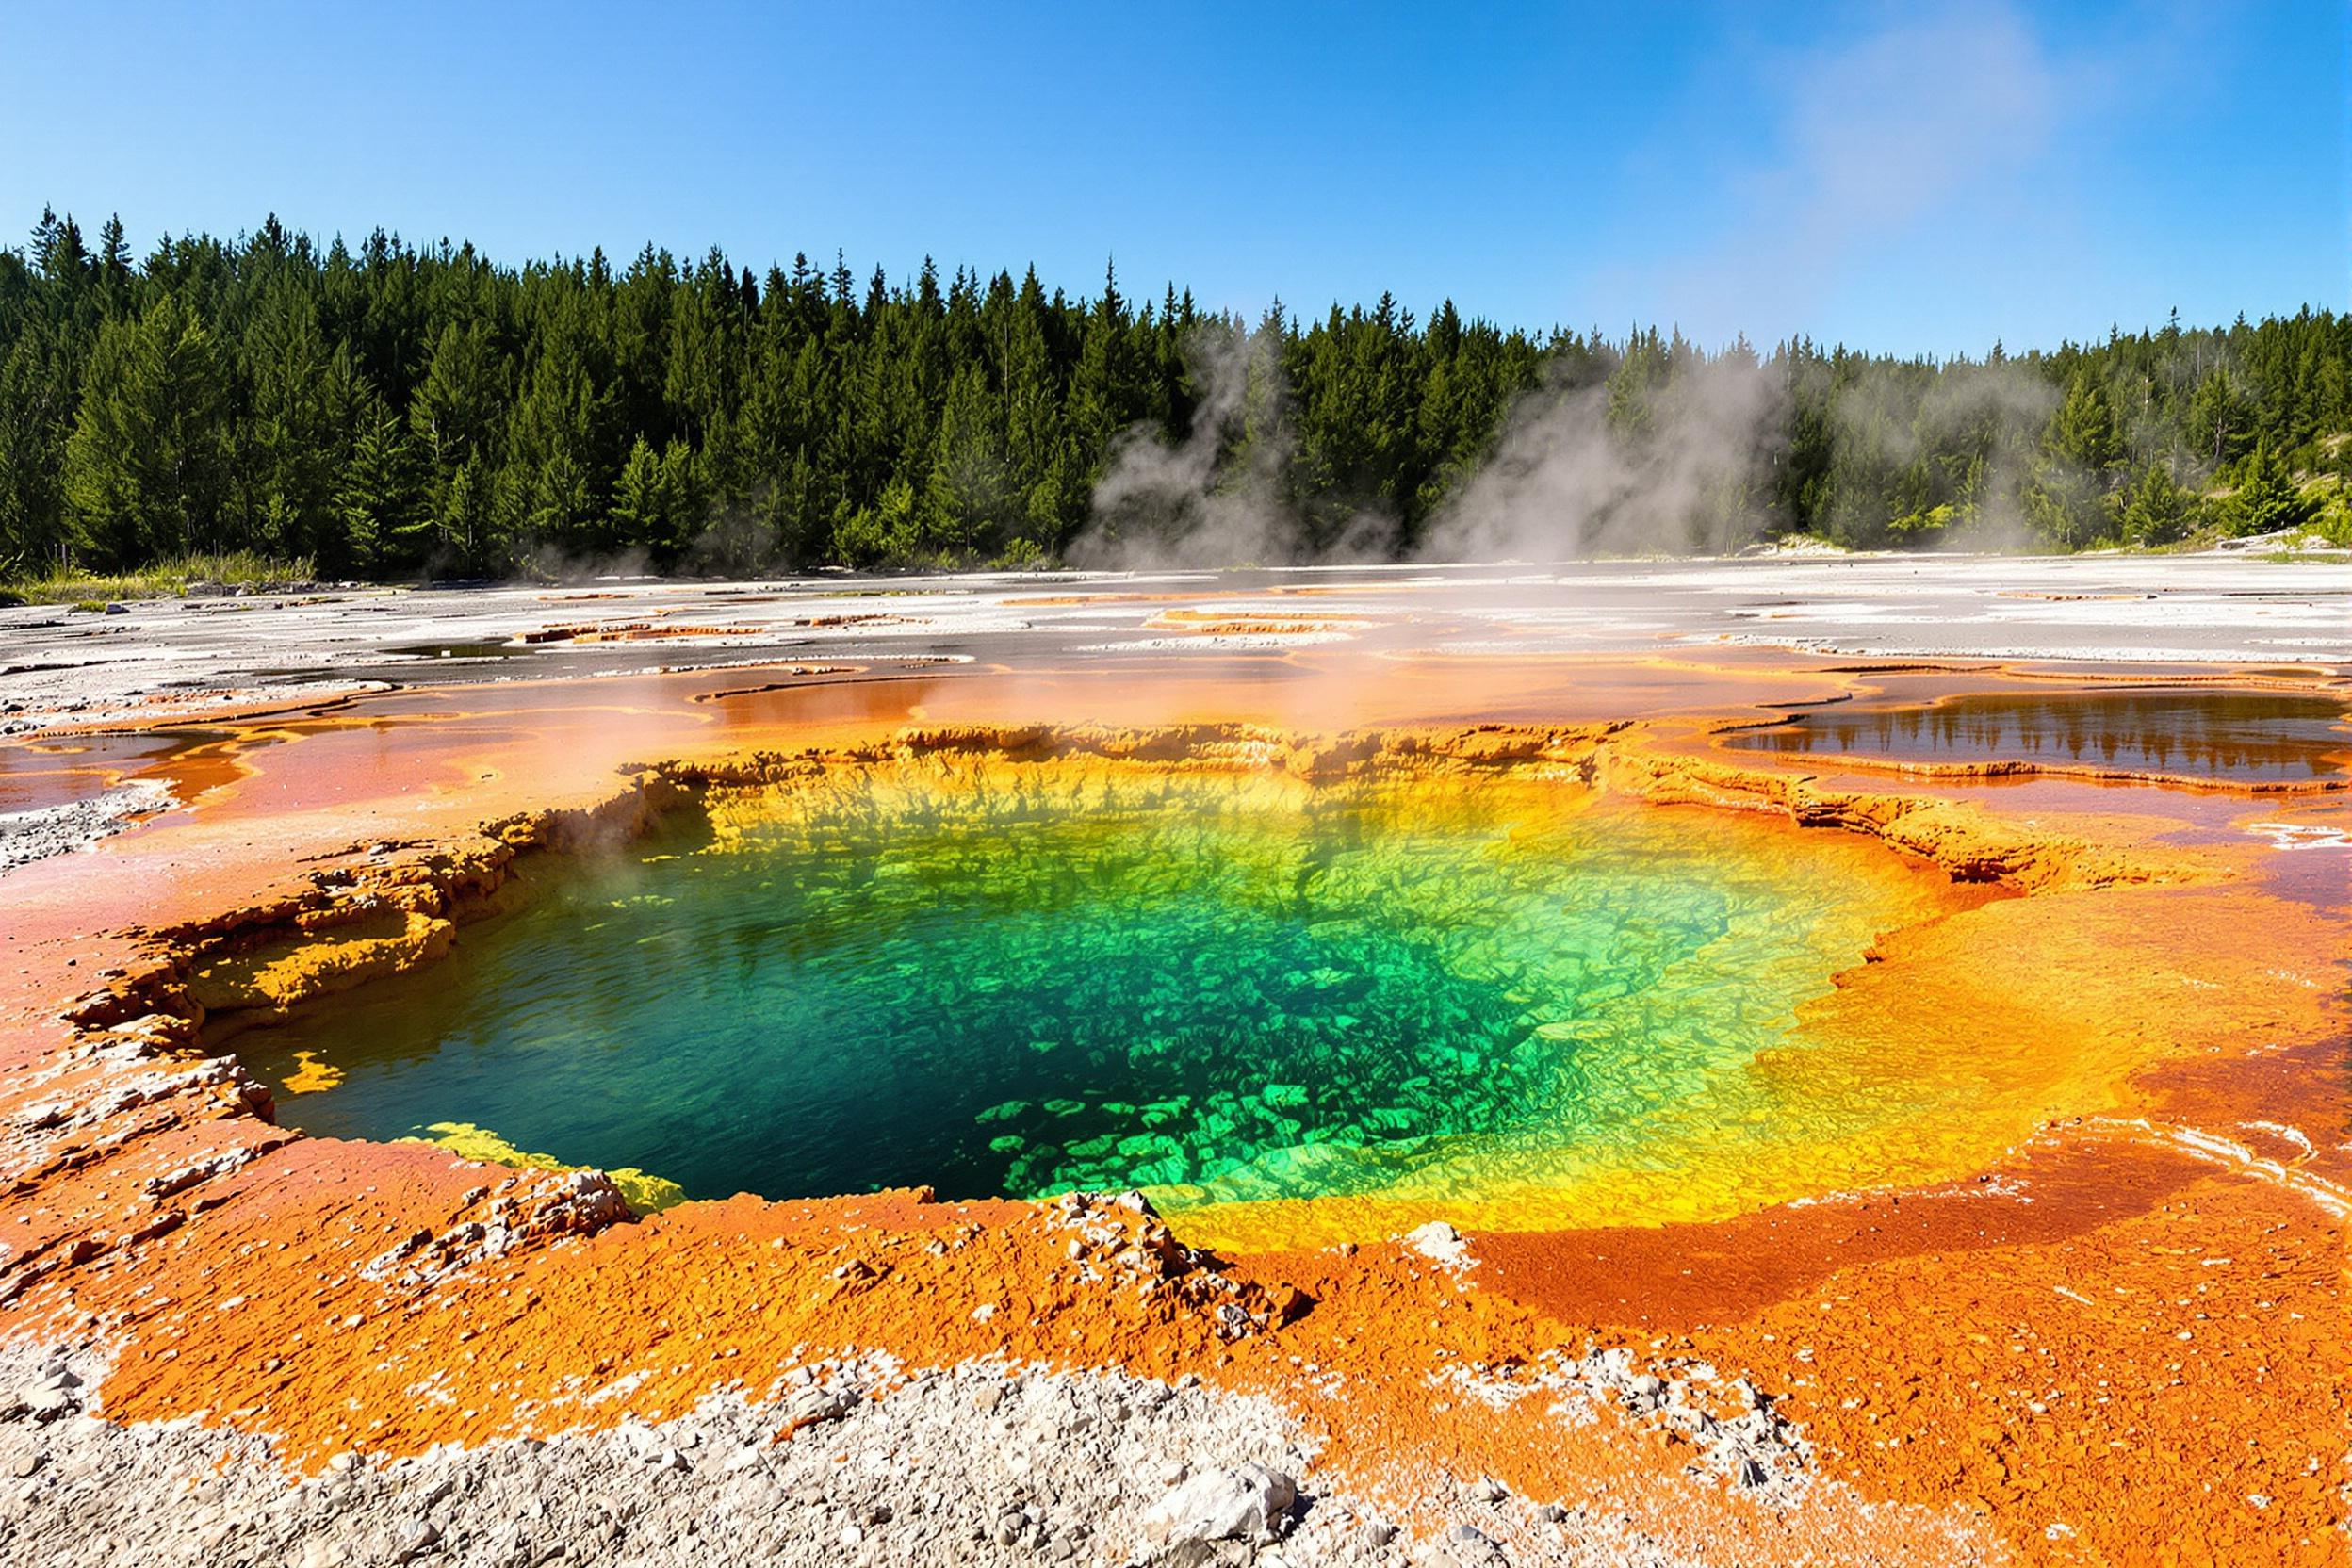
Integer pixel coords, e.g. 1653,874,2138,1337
1002,282,1061,487
0,322,75,569
2185,368,2246,467
2048,371,2123,474
403,454,495,572
62,295,231,563
29,206,60,275
412,320,504,487
242,283,338,556
1066,262,1130,453
332,390,418,573
1026,438,1086,551
39,212,89,284
501,302,604,549
610,435,694,555
923,361,1008,551
2118,461,2197,544
2223,437,2313,537
96,215,132,309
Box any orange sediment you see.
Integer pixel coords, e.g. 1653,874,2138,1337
1,652,2344,1565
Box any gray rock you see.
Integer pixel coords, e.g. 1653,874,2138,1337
392,1517,442,1562
785,1386,858,1428
1444,1524,1507,1566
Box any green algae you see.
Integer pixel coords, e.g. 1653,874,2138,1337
400,1121,690,1213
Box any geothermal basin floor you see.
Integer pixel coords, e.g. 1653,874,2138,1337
0,556,2346,1567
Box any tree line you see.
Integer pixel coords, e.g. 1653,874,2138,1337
1,207,2344,580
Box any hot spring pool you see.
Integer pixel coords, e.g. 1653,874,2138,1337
247,761,1984,1238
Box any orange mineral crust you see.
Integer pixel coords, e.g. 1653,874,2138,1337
1,650,2345,1566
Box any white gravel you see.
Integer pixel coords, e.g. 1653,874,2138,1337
0,1341,1799,1568
0,779,173,873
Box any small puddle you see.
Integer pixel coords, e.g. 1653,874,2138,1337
1726,688,2352,782
0,729,237,813
383,641,532,660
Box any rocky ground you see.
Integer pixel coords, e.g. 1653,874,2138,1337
0,779,174,874
4,556,2350,750
0,1335,1817,1568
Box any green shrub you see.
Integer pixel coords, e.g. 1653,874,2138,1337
2,550,315,604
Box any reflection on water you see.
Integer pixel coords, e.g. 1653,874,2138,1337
0,729,237,812
1728,689,2351,781
384,641,531,660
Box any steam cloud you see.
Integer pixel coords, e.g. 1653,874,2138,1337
1066,327,1314,571
1069,4,2145,568
1071,320,2095,567
1419,351,1782,563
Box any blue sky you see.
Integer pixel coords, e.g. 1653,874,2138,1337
1,1,2342,355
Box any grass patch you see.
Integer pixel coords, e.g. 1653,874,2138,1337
2,550,317,605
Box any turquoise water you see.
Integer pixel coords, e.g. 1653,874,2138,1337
248,768,1917,1214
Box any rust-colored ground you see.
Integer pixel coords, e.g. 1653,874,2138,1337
2,649,2344,1565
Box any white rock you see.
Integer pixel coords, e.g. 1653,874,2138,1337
1403,1221,1473,1266
1142,1462,1297,1545
18,1384,74,1415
